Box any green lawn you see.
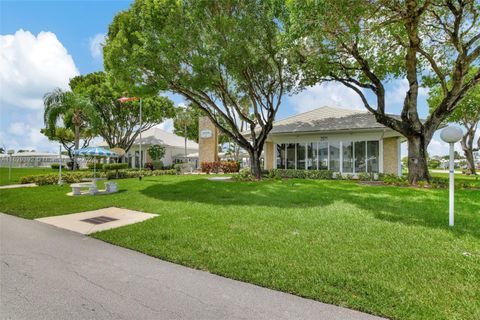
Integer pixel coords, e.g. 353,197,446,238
0,167,57,185
0,175,479,319
431,171,480,187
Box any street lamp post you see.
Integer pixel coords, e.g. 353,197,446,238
58,145,63,185
440,126,463,227
118,96,142,180
7,149,14,181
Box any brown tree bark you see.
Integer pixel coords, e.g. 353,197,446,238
461,126,479,175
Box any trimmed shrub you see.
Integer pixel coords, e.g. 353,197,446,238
20,172,106,185
152,160,163,170
102,163,129,171
201,161,240,174
50,163,65,169
232,167,256,181
270,169,334,180
103,163,129,179
86,162,102,169
20,168,176,185
220,161,240,173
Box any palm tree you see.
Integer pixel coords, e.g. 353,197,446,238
43,88,92,169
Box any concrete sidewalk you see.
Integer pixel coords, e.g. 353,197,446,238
1,213,385,320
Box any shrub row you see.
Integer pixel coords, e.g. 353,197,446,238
20,172,106,185
50,163,66,169
383,174,478,189
269,169,334,180
20,169,176,185
201,161,240,174
102,163,129,171
104,169,176,180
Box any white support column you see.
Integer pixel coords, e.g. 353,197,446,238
379,139,384,173
397,137,402,176
339,141,343,173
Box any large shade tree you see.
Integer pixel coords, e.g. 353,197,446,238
104,0,293,178
69,72,175,153
428,69,480,174
287,0,480,183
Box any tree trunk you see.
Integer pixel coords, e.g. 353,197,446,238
74,125,80,171
249,150,262,179
463,147,476,175
407,135,430,184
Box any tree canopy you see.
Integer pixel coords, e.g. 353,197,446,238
69,72,175,152
286,0,480,182
428,68,480,174
104,0,294,177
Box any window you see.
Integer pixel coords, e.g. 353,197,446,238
296,143,306,169
318,142,328,170
276,144,286,169
286,143,296,169
329,142,340,172
367,141,379,173
307,143,317,170
354,141,366,173
342,141,354,173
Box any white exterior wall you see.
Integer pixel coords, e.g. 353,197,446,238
126,144,198,168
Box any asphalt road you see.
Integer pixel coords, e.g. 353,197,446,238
0,213,384,320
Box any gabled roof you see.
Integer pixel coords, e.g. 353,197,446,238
98,127,199,149
133,127,199,149
269,106,390,134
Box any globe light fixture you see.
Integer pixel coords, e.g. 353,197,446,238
440,126,463,227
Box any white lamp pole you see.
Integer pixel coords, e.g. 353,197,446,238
440,126,463,227
58,145,63,185
139,98,143,180
7,149,14,180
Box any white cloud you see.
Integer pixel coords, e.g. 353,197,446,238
156,119,174,133
386,78,429,105
8,122,24,135
89,33,105,60
286,83,365,113
0,30,79,110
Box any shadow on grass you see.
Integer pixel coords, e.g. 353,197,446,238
140,178,480,239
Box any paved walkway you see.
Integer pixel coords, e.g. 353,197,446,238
0,213,385,320
0,183,37,189
36,207,158,234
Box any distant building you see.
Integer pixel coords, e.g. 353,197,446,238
99,127,199,169
0,151,69,168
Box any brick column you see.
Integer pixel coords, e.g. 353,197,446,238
264,141,274,170
198,116,219,164
383,137,400,175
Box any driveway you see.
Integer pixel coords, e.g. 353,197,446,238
0,213,385,320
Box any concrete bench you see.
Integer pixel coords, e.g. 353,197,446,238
70,183,96,196
105,182,118,193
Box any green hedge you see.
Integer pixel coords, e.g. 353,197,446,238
269,169,334,180
20,172,106,185
20,169,176,185
102,163,129,170
50,164,66,169
105,169,176,180
86,162,100,169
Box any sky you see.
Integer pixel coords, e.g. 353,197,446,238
0,0,467,157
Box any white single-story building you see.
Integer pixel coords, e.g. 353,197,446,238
262,106,403,175
100,127,199,169
0,151,70,168
198,106,405,176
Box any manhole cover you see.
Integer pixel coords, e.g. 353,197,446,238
81,216,119,225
